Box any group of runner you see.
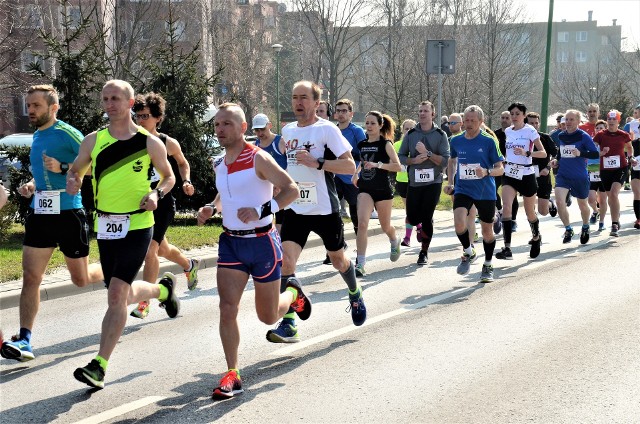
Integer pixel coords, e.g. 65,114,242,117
1,80,638,400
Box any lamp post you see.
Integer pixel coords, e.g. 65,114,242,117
271,43,283,133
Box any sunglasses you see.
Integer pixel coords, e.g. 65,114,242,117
449,121,460,125
135,113,151,121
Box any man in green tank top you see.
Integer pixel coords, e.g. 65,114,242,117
65,80,177,389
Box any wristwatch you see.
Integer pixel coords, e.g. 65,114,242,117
427,151,433,158
156,188,165,200
377,161,383,169
183,179,192,184
317,158,326,170
60,163,69,175
525,151,532,157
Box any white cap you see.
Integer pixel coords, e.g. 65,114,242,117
252,113,269,129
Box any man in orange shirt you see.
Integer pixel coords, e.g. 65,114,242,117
579,103,600,137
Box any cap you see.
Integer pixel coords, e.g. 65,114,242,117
607,110,621,121
252,113,269,129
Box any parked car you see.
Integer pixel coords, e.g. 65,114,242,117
0,133,33,189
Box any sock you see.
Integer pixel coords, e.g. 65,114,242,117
348,285,361,298
405,223,412,239
512,198,519,220
612,221,619,228
356,255,366,266
416,223,422,233
158,284,169,302
456,230,470,249
285,286,298,302
184,259,194,272
95,355,108,371
340,261,358,292
529,218,540,238
283,312,295,320
634,200,640,219
566,225,573,232
483,239,496,262
19,328,32,343
229,368,240,378
503,219,513,247
582,224,589,230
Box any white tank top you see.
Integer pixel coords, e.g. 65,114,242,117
214,143,273,231
505,124,538,175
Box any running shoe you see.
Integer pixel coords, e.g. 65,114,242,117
562,229,574,244
511,221,518,232
589,212,598,225
1,337,35,362
580,227,590,244
371,210,378,219
212,370,243,399
530,236,542,258
158,273,180,318
286,277,311,320
185,258,200,290
323,254,332,265
390,239,401,262
634,220,640,229
480,264,494,283
566,193,572,207
73,359,105,389
598,222,605,231
474,232,479,243
493,211,503,234
456,249,476,275
340,209,349,218
266,319,299,343
347,288,367,326
495,247,513,260
417,250,428,266
130,301,150,319
401,237,411,247
624,183,631,191
549,200,557,217
355,263,366,277
475,216,480,224
610,224,619,237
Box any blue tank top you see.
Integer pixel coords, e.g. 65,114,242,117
256,135,287,169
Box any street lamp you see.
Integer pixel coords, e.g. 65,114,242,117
271,43,283,133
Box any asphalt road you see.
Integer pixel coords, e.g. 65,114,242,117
1,204,639,423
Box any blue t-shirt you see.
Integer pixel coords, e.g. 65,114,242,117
623,122,630,133
335,122,365,184
29,120,83,210
557,129,598,180
450,131,504,200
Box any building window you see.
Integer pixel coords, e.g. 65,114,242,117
166,21,186,41
237,0,249,4
601,35,609,45
22,5,43,29
576,51,587,62
576,31,587,42
557,51,568,63
557,31,569,43
21,95,29,116
21,51,44,72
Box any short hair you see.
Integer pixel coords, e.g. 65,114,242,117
556,113,564,121
293,80,321,101
441,115,449,123
133,92,166,121
401,119,416,129
595,119,607,127
335,98,353,112
103,79,134,100
526,112,540,120
419,101,434,111
508,102,527,114
27,84,59,106
319,100,333,116
587,103,600,111
217,102,246,123
463,104,485,121
565,109,582,121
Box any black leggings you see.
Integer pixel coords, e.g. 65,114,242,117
406,183,442,240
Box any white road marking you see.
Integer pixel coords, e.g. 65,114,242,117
270,287,472,356
72,396,166,424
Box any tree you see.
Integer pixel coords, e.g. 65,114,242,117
140,8,220,210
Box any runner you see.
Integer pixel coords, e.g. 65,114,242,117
395,119,417,246
550,109,600,244
526,112,558,218
587,119,608,231
398,101,449,265
196,103,305,399
129,92,200,319
66,80,178,389
266,80,365,344
593,110,633,236
352,111,402,277
495,102,546,260
1,85,104,363
446,105,504,283
628,108,640,228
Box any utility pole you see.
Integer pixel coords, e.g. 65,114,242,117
540,0,554,133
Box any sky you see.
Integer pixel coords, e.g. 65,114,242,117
519,0,640,51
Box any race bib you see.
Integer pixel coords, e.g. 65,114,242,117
633,156,640,171
34,190,60,215
149,166,161,183
561,145,576,158
293,182,318,205
459,163,481,180
602,155,620,169
287,150,299,166
589,171,601,182
97,214,131,240
504,163,524,180
414,168,435,183
533,165,540,178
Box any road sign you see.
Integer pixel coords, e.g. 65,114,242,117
425,40,456,75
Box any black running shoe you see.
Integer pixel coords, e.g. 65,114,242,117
417,250,428,265
323,254,331,265
530,236,541,258
158,273,180,318
286,277,311,320
562,229,574,244
495,247,512,260
580,227,590,244
74,359,105,389
549,200,557,217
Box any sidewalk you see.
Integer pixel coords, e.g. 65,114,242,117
0,209,454,310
